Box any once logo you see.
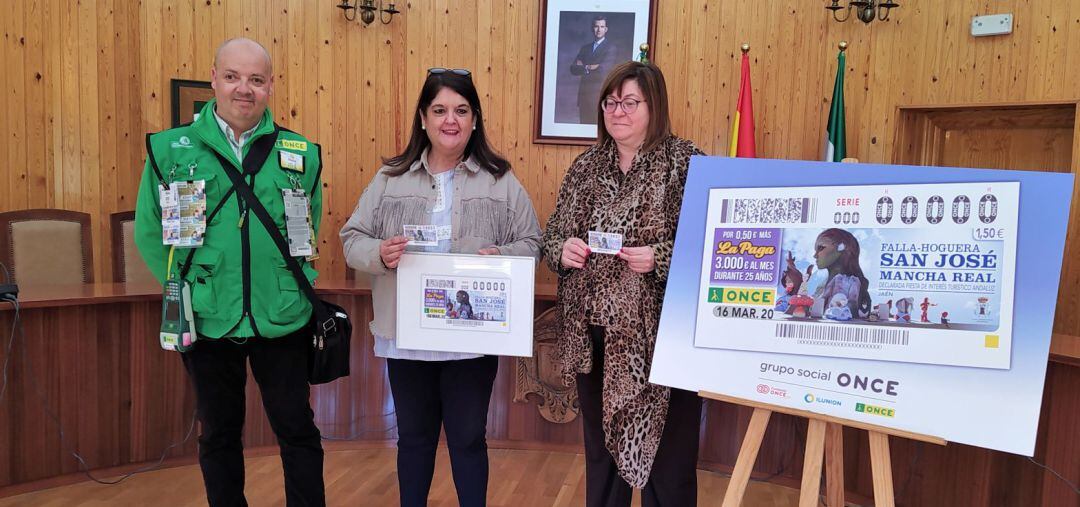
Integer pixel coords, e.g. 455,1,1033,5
756,384,770,394
855,402,896,418
837,373,899,396
707,287,774,306
170,136,195,149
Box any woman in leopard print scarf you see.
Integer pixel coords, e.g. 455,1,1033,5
544,62,705,506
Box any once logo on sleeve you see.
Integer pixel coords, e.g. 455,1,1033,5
280,139,308,151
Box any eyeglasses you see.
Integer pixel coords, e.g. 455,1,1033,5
601,98,645,114
427,67,472,77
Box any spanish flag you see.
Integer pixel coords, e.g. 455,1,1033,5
728,49,756,158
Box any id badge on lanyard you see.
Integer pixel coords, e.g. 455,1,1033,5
283,185,316,258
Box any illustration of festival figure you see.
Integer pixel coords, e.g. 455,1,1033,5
767,228,871,322
769,225,1003,332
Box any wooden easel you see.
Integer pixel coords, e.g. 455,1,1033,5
700,392,947,507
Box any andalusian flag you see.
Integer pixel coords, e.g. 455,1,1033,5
824,47,847,161
728,50,756,158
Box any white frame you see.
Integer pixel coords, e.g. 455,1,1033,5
396,252,536,357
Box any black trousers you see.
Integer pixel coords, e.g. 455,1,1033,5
181,327,325,507
387,355,499,507
577,326,702,507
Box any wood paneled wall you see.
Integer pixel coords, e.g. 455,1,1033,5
2,0,1078,282
1,0,144,280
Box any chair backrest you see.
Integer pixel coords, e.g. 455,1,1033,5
110,211,155,284
0,209,94,286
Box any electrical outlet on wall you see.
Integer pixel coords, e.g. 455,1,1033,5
971,14,1013,37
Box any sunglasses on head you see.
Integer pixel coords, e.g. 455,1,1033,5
427,67,472,77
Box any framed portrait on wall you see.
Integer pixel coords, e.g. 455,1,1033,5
533,0,657,145
170,79,214,127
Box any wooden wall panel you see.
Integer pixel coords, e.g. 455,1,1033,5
1,0,142,283
4,0,1079,285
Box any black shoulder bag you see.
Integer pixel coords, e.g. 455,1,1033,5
212,130,351,385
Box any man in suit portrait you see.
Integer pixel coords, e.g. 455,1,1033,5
569,15,618,124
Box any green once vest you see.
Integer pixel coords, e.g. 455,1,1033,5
134,99,323,339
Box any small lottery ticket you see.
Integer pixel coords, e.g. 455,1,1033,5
588,231,623,254
161,180,206,247
404,224,439,246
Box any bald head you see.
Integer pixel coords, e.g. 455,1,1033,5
210,37,274,134
214,38,272,75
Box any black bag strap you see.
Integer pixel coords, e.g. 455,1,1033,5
211,132,339,343
177,128,280,279
145,133,167,189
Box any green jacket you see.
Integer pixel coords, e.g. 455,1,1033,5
134,99,323,339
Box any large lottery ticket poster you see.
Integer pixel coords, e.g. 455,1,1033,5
651,158,1073,455
695,183,1018,369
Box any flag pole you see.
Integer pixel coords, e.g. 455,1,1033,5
824,40,848,162
729,42,756,158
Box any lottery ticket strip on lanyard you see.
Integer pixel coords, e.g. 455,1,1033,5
158,162,207,352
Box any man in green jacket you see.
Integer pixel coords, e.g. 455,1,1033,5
134,38,325,507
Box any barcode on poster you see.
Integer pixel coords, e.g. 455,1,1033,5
425,279,455,289
775,323,909,348
719,198,817,224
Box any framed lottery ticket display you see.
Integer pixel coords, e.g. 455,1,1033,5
396,252,536,357
651,157,1073,456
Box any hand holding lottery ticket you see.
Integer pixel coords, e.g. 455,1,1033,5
618,246,656,273
380,236,409,268
560,237,590,269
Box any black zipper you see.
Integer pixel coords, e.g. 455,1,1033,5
241,173,261,337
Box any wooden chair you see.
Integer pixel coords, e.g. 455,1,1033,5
110,211,156,284
0,209,94,286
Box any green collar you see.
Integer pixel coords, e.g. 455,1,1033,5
190,99,275,168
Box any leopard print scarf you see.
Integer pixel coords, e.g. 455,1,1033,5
544,135,703,487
